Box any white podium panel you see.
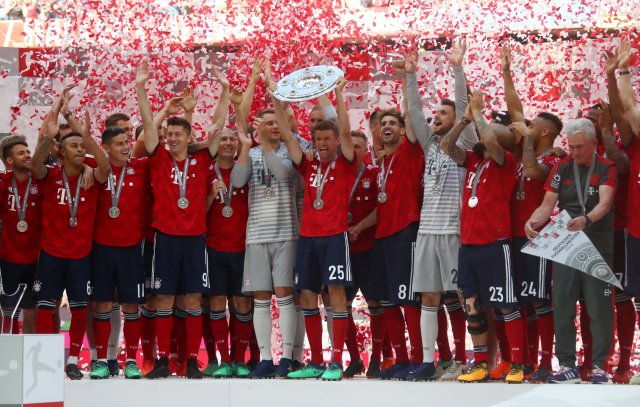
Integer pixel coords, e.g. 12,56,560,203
0,334,64,407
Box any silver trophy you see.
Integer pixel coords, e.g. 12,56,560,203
273,65,344,102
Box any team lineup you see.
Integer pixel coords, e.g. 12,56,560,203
1,38,640,385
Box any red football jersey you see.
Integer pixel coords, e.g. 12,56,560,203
349,165,378,252
0,172,44,264
626,139,640,238
205,163,249,252
296,154,357,237
374,138,424,239
39,165,98,259
149,148,213,236
93,158,150,247
510,153,561,237
461,151,516,245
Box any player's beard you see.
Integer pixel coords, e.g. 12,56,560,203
472,141,486,158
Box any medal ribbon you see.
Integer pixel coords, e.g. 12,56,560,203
11,175,32,223
109,162,128,210
214,163,234,207
172,157,190,202
573,153,597,216
470,160,490,201
379,154,395,194
349,163,365,205
62,169,83,222
315,157,336,203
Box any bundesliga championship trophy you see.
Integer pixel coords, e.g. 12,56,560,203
273,65,344,102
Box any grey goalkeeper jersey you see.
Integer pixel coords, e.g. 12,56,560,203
405,68,477,235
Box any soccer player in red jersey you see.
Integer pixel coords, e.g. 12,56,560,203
603,43,639,384
500,45,564,382
0,136,44,335
204,128,252,378
440,91,523,383
371,106,425,380
136,60,228,379
87,126,150,380
31,110,110,380
276,78,357,380
342,130,380,378
105,113,134,144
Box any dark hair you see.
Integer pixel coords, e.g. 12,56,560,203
59,123,70,130
491,110,513,127
135,124,144,140
60,132,83,147
2,135,28,159
378,109,405,128
102,126,126,145
312,120,339,140
256,108,275,119
369,110,380,124
166,116,192,136
537,112,563,135
105,113,130,128
350,130,367,143
441,98,456,110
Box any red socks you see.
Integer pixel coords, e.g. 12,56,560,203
303,308,324,365
185,309,202,360
155,309,173,358
504,311,524,364
93,311,111,360
446,302,467,363
210,310,231,364
332,311,349,364
382,306,409,363
123,311,141,361
69,308,87,358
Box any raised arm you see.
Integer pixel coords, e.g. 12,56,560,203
136,60,159,155
440,103,472,166
317,94,337,123
391,53,418,145
500,44,526,124
182,86,199,128
469,91,505,165
603,50,634,147
447,38,478,150
510,121,550,180
404,56,433,149
616,41,640,138
599,101,630,174
76,112,110,184
32,112,58,180
273,95,302,166
334,77,354,162
207,67,231,158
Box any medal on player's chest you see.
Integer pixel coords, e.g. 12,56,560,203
215,163,235,218
222,205,234,218
467,161,490,209
11,175,32,233
108,163,128,219
378,155,394,204
17,220,28,233
173,157,191,210
62,170,82,228
313,159,335,211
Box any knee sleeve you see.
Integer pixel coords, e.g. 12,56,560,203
464,297,487,335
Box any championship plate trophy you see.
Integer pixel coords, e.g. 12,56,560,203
273,65,344,102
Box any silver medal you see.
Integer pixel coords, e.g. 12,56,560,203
468,196,479,208
516,191,526,201
264,187,274,198
313,199,324,210
178,197,190,209
377,192,387,204
69,217,78,228
108,206,121,219
17,220,28,233
222,206,234,218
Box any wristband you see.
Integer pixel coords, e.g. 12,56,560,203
619,70,630,75
63,111,73,120
584,215,593,227
461,118,471,126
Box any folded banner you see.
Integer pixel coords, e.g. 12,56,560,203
521,210,621,289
